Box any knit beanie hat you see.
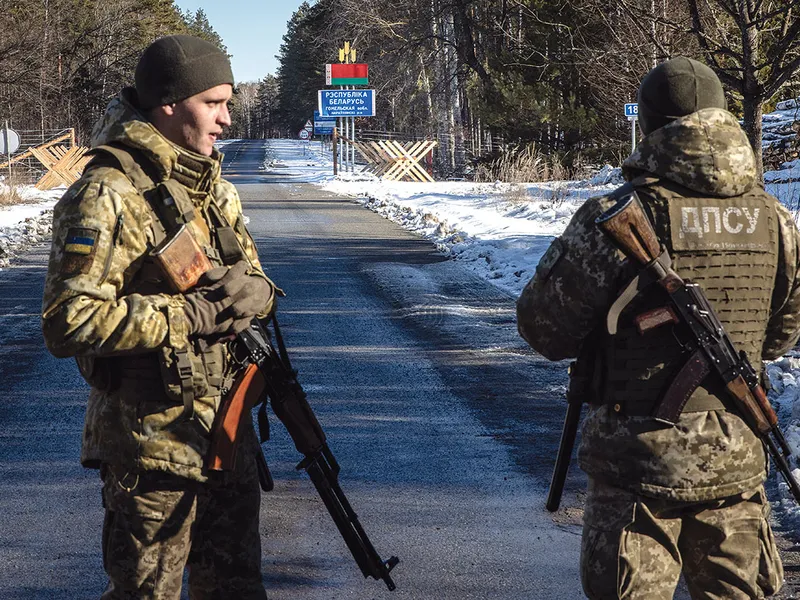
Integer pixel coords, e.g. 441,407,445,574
638,56,726,135
135,35,234,110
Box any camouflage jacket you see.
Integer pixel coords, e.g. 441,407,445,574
41,89,272,482
517,108,800,501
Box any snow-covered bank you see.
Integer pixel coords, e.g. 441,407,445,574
323,176,612,295
0,184,61,268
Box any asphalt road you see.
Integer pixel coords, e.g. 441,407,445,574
0,140,584,598
4,139,796,599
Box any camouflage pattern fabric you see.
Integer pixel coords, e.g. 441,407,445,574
101,431,266,599
621,108,757,198
581,478,782,600
517,106,800,502
41,88,273,482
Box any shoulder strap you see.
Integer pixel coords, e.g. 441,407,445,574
90,144,198,245
90,143,160,193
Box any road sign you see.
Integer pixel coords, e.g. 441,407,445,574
326,63,369,86
304,120,313,131
624,103,638,118
313,110,336,135
318,89,376,118
0,127,20,154
299,129,310,140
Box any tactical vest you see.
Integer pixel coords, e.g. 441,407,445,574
599,177,779,417
77,143,249,421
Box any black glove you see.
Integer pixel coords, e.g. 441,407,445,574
182,262,249,338
201,260,275,321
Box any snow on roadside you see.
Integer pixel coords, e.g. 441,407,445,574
0,183,62,268
323,174,617,296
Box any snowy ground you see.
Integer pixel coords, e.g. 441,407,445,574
0,183,62,267
6,118,800,520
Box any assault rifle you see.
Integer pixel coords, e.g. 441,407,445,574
595,191,800,504
150,225,400,588
209,315,400,591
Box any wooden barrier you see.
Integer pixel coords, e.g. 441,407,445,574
0,129,91,190
0,131,75,170
349,138,437,182
31,145,91,190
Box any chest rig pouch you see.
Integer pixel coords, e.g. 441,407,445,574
88,143,248,423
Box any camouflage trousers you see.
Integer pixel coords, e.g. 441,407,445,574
581,478,783,600
99,456,267,600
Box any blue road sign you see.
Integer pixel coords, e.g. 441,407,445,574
313,109,336,135
624,103,638,118
318,89,376,118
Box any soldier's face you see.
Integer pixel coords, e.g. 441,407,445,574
154,84,233,156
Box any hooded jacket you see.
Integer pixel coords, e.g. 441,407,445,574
517,108,800,500
42,89,272,481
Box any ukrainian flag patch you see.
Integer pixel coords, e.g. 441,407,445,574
61,227,99,276
65,230,97,255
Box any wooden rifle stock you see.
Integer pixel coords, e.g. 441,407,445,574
595,192,660,265
208,363,267,471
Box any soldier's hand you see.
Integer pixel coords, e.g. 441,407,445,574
183,261,273,338
203,260,274,320
183,262,247,338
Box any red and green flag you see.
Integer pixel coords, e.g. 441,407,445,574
326,63,368,86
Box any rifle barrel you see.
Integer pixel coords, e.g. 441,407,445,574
546,398,582,512
764,435,800,504
305,453,398,590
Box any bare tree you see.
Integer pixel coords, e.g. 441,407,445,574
610,0,800,178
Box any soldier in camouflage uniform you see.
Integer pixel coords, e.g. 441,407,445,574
42,36,274,599
518,57,800,599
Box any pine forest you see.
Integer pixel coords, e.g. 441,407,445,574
2,0,800,179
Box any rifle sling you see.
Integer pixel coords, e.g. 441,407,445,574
606,248,672,335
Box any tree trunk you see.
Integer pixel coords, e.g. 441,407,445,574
739,0,763,181
742,96,764,181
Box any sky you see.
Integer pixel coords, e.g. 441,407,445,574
174,0,307,83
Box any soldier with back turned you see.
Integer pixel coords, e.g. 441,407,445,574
518,57,800,598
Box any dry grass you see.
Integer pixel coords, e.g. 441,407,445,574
0,185,24,206
474,143,574,184
0,170,33,206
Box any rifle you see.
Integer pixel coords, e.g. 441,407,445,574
150,225,399,587
210,315,400,591
595,191,800,504
546,360,586,512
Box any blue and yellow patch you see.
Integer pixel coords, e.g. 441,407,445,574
65,234,96,255
61,227,99,276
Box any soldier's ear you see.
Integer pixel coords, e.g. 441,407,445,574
146,104,177,130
